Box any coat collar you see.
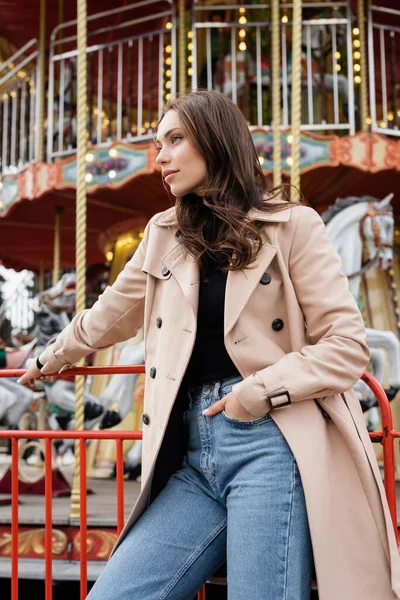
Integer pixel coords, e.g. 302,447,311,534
153,203,291,227
160,223,279,336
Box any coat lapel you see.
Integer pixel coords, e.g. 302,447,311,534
163,244,200,319
225,242,277,336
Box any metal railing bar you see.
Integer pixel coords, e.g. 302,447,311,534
372,23,400,34
45,437,53,600
116,438,125,535
345,2,355,135
331,24,339,125
0,51,39,88
11,438,19,600
281,25,289,127
80,437,88,598
52,27,169,63
380,28,387,126
194,18,348,29
206,28,212,90
170,9,177,96
230,27,237,105
193,2,348,9
58,60,65,153
138,38,143,135
54,11,172,49
0,39,38,74
97,49,103,145
306,25,313,125
0,429,142,440
10,91,17,166
256,25,262,127
371,5,400,16
52,0,168,42
158,32,164,120
117,43,123,141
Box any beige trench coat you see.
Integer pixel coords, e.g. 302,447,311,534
40,204,400,599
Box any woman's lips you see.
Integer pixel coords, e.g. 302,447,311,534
165,171,178,182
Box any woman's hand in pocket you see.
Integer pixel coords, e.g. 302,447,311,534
202,391,256,421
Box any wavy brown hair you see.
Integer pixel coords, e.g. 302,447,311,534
158,89,299,272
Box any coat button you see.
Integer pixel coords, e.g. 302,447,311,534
272,319,284,331
156,317,162,328
142,413,150,425
149,366,157,378
260,272,271,285
162,267,170,277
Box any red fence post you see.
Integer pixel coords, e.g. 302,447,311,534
45,437,53,600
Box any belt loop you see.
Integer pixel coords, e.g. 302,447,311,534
213,381,220,400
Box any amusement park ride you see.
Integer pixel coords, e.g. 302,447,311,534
0,0,399,595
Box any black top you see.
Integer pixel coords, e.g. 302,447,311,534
181,261,241,392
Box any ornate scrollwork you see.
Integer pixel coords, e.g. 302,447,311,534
0,529,68,556
74,530,118,559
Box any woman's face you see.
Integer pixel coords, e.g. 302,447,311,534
155,110,207,196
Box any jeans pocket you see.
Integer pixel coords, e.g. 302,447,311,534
221,410,272,428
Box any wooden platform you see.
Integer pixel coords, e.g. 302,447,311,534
0,459,141,527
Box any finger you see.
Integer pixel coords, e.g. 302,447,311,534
202,398,226,417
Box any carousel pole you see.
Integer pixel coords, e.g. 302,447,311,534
357,0,368,129
39,258,45,293
290,0,302,202
52,206,63,286
179,0,186,94
70,0,87,519
37,0,46,161
271,0,282,188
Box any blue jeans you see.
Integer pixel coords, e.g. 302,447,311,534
87,375,313,599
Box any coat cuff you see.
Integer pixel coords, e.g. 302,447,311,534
232,368,290,418
39,344,71,375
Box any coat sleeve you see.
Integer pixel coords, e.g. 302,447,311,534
232,206,371,417
38,220,150,375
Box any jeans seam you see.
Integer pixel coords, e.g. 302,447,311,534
283,460,296,600
157,518,227,600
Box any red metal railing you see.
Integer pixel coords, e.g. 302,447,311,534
0,368,397,599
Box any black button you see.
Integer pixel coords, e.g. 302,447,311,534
149,366,157,378
156,317,162,329
142,413,150,425
260,272,271,285
272,319,284,331
162,267,170,277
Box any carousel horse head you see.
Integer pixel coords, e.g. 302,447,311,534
322,193,394,273
359,194,394,271
38,273,76,312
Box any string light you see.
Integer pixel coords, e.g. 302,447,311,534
281,15,288,24
238,8,246,52
166,22,172,30
85,173,93,183
353,27,361,85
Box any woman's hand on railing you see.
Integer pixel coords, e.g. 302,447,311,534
17,358,51,386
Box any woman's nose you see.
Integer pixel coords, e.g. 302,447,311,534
155,148,170,165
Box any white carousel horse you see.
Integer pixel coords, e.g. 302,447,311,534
322,194,399,430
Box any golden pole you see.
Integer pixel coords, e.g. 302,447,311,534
179,0,186,94
70,0,87,519
39,258,45,293
52,206,63,286
271,0,282,188
290,0,302,202
357,0,368,130
38,0,46,161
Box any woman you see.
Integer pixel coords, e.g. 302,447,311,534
19,90,400,599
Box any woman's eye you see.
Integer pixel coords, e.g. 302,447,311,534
171,136,182,144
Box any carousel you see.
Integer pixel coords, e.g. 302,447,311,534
0,0,399,594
